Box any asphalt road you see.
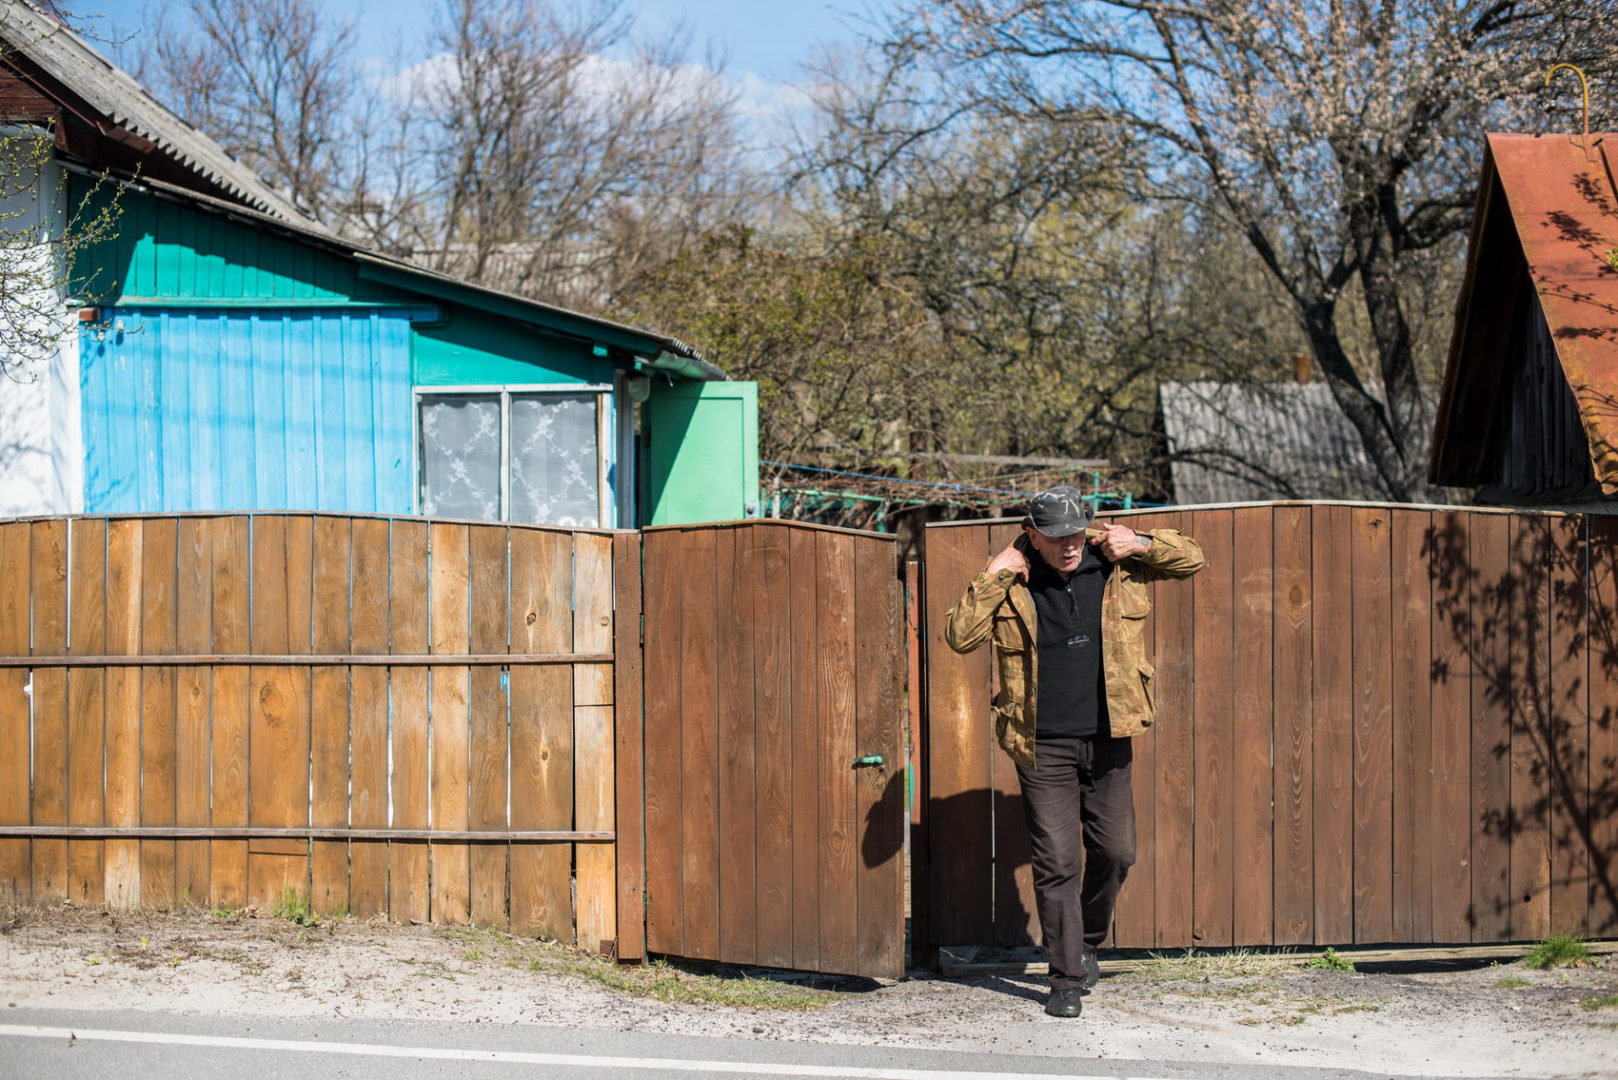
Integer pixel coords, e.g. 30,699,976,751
0,1007,1561,1080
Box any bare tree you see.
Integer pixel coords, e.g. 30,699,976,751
906,0,1618,500
399,0,749,310
139,0,359,221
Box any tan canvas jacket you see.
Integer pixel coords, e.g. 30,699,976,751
945,527,1205,767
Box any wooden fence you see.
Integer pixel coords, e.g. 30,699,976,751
920,504,1618,950
0,513,636,956
640,521,907,979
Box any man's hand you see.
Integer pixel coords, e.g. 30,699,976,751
1091,522,1148,562
985,543,1030,580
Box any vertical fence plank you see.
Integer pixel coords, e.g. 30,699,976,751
389,519,430,924
104,519,143,906
1548,516,1589,937
1232,507,1275,946
575,702,615,954
67,517,107,906
1311,505,1353,945
789,526,822,969
509,528,572,940
1153,512,1195,947
1192,510,1235,947
1585,517,1618,935
248,515,311,910
1429,510,1473,941
139,518,179,908
641,530,683,952
1471,512,1512,941
816,531,859,976
855,537,904,978
210,516,252,909
922,525,992,948
613,531,647,963
311,516,353,916
0,523,30,899
1351,507,1394,944
574,533,616,954
1510,516,1553,942
348,518,390,917
987,521,1036,950
680,529,720,960
752,526,794,968
1272,506,1314,945
175,519,212,905
469,524,510,930
716,529,758,966
29,520,68,901
1390,509,1434,942
429,521,472,925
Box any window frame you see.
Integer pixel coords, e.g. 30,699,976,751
413,383,613,526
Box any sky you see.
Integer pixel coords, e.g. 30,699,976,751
74,0,885,120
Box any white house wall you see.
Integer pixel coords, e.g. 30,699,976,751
0,155,81,516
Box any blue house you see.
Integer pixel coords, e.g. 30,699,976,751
0,6,757,527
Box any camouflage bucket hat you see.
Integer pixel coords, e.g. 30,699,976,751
1026,485,1096,538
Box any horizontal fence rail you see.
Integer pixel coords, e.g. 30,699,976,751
922,505,1618,950
0,513,622,952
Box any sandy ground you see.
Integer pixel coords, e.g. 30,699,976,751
2,905,1616,1078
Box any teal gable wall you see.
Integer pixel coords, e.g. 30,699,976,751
72,180,412,306
412,309,618,386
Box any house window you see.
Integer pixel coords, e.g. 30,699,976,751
417,387,609,526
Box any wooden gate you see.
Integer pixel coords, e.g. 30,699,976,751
636,521,906,978
919,504,1618,952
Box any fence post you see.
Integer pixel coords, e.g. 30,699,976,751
613,531,647,963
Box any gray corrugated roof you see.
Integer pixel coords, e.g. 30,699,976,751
1159,380,1389,504
0,3,321,228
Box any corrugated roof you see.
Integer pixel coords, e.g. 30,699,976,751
1160,380,1388,504
1430,132,1618,494
95,171,722,377
0,3,320,227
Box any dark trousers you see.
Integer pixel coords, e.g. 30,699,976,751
1016,734,1136,990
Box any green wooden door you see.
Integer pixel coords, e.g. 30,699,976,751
641,381,759,526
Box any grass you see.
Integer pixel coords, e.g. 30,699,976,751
1125,947,1297,983
268,890,318,928
1304,947,1356,973
1493,976,1532,989
1523,935,1590,970
437,925,836,1011
1581,993,1618,1012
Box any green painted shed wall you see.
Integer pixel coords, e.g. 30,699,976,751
71,180,411,305
642,380,759,525
411,310,617,386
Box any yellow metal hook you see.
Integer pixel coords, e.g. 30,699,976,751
1544,63,1593,150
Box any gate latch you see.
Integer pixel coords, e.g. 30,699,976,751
851,755,885,769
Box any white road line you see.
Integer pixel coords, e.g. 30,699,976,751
0,1024,1157,1080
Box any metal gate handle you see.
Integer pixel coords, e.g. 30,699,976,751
851,755,885,768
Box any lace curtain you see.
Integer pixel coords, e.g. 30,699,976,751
419,392,600,526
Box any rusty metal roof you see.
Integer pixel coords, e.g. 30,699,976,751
1430,131,1618,494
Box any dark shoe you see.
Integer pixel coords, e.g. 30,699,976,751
1080,951,1101,994
1044,987,1084,1018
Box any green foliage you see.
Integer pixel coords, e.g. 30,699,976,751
1523,935,1590,970
1582,993,1618,1011
1304,947,1356,973
1493,976,1531,989
269,889,318,928
0,120,122,379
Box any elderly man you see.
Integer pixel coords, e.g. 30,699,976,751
946,486,1204,1018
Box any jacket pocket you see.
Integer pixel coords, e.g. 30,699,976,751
1138,661,1156,711
1118,578,1152,619
992,612,1029,651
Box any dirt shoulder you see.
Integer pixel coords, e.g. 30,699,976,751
3,905,1616,1078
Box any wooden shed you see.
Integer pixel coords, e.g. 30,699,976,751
1429,131,1618,510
